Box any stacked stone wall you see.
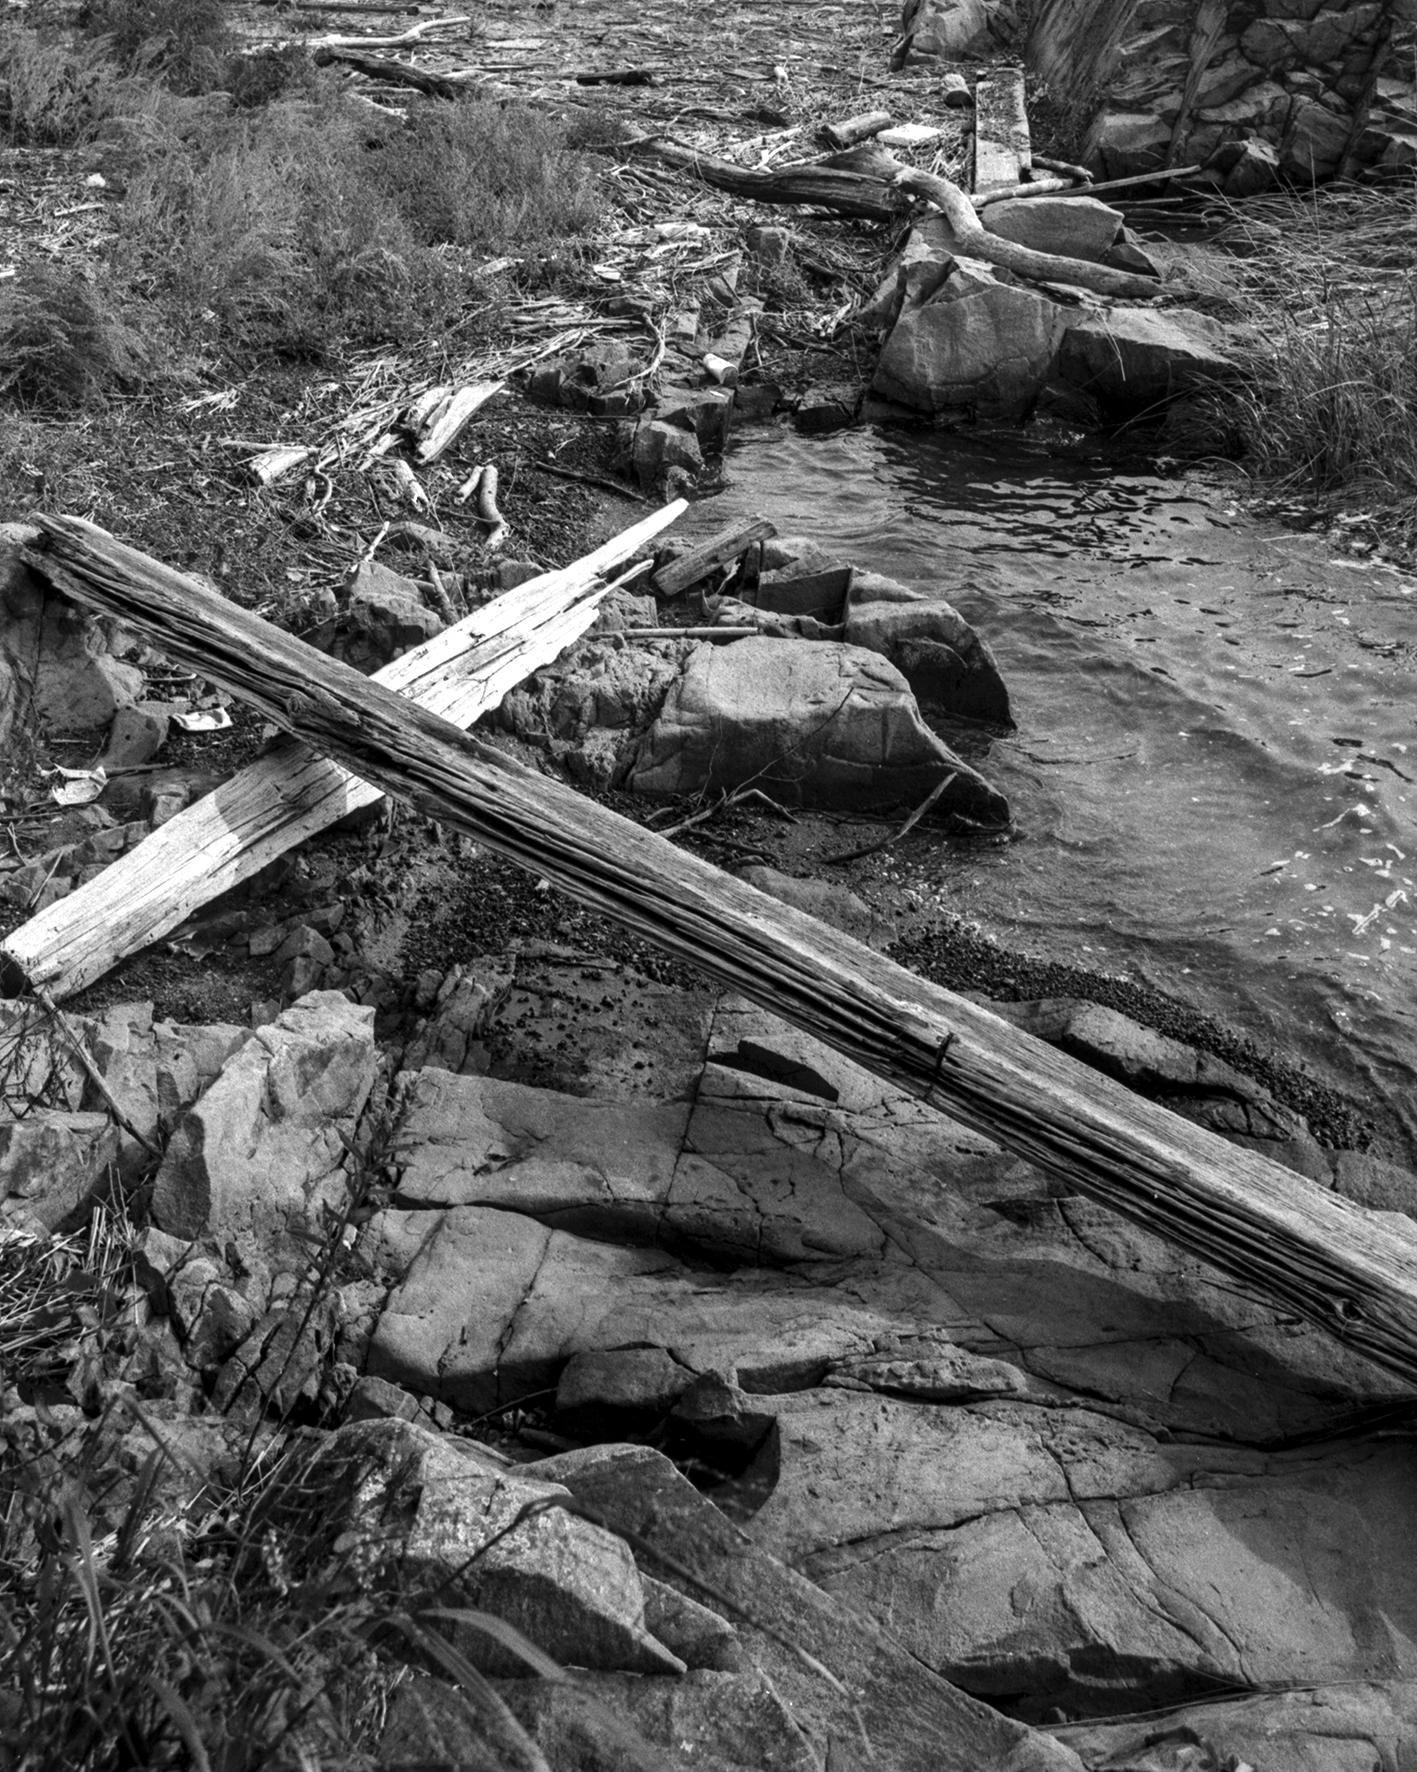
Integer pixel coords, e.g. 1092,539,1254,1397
1029,0,1417,190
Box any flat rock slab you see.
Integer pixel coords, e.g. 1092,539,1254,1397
747,1388,1417,1720
629,637,1009,822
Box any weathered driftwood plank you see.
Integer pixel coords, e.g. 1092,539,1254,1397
0,504,684,1001
653,517,776,597
22,514,1417,1388
973,66,1031,193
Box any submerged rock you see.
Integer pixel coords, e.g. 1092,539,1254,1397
629,637,1009,822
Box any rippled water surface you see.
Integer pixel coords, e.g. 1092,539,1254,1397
690,424,1417,1154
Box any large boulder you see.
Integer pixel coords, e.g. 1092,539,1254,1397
151,991,377,1247
529,1444,1085,1772
496,633,689,792
872,262,1066,420
629,637,1009,823
1057,307,1240,413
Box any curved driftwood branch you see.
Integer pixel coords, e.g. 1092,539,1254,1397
889,159,1163,299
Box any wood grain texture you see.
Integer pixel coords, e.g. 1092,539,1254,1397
1,503,684,999
23,513,1417,1388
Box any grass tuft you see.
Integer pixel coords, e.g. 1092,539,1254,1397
0,20,136,145
0,266,153,409
79,0,234,95
1212,185,1417,544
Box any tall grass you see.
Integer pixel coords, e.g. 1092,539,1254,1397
1214,186,1417,541
0,1214,562,1771
79,0,234,95
0,20,144,144
0,267,152,408
0,14,607,393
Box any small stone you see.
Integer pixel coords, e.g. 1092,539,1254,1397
99,703,169,770
273,926,336,968
746,224,795,264
143,786,190,827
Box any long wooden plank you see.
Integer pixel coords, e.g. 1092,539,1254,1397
973,66,1031,194
0,504,684,1000
21,514,1417,1388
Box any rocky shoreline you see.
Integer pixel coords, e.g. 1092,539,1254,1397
4,4,1417,1769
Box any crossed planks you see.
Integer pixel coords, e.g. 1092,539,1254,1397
18,513,1417,1390
0,502,685,1001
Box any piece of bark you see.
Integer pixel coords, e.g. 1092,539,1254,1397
23,513,1417,1389
653,517,776,597
855,149,1163,299
629,135,908,223
313,47,463,98
822,110,895,150
1,504,685,1001
973,66,1031,192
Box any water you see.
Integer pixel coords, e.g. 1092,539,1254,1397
690,423,1417,1156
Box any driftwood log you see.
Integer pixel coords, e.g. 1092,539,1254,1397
312,47,464,98
874,153,1165,299
1,504,685,1001
19,514,1417,1389
629,136,908,223
632,138,1164,301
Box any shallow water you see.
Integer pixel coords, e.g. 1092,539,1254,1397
688,423,1417,1156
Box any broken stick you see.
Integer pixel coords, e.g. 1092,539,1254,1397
0,503,685,1001
21,514,1417,1389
